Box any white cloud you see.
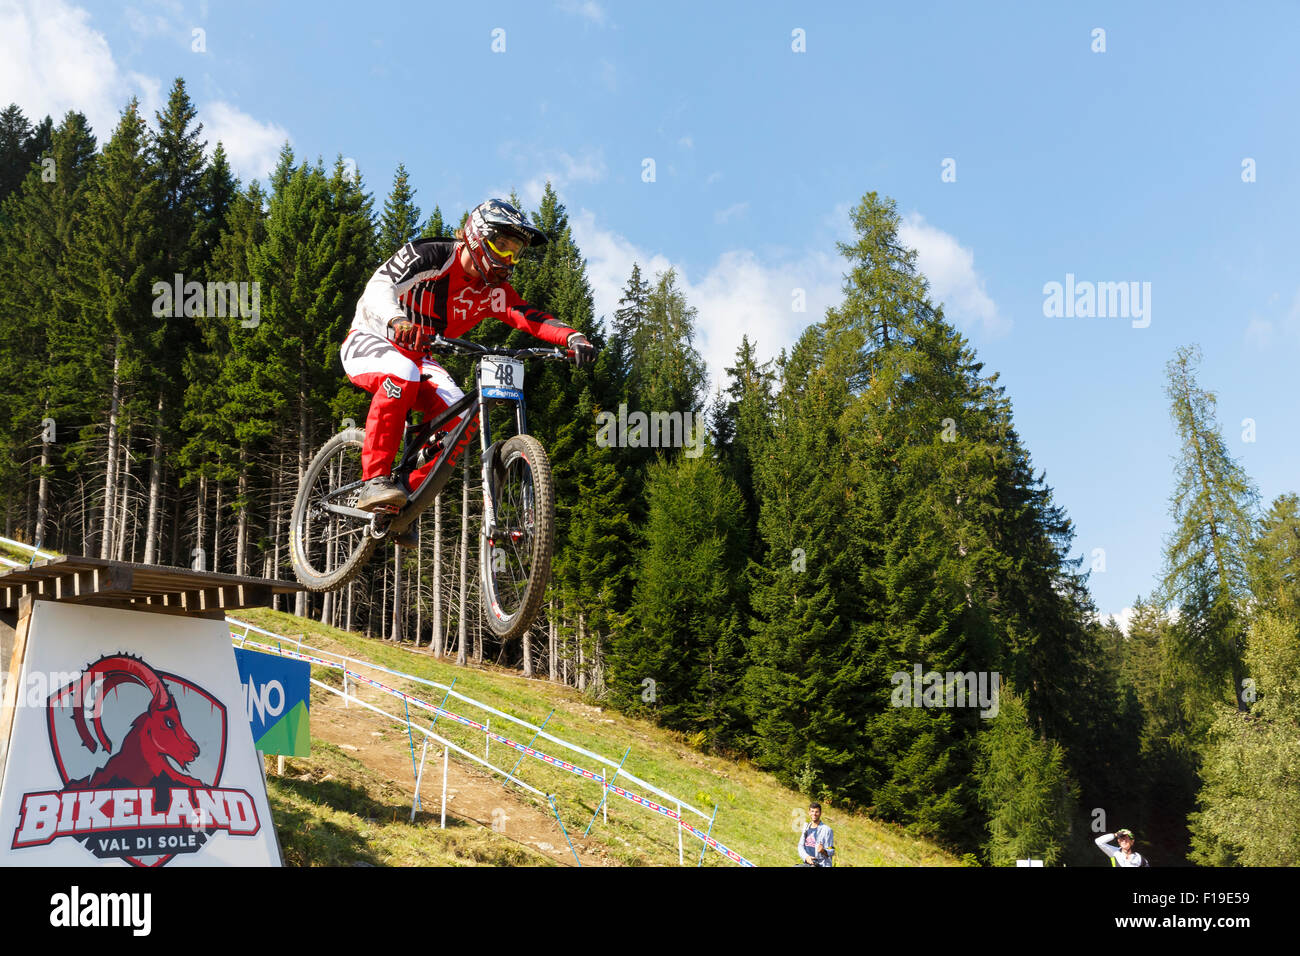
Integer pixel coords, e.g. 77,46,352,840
570,209,844,398
1098,604,1182,635
512,147,607,209
678,135,694,149
687,247,842,397
124,6,170,36
898,212,1009,337
557,0,606,25
124,0,182,37
128,71,164,121
0,0,288,183
0,0,141,140
570,210,674,322
705,171,723,185
570,204,1003,404
713,201,748,224
1245,317,1273,349
202,100,288,182
1244,287,1300,349
1102,607,1136,635
1282,287,1300,336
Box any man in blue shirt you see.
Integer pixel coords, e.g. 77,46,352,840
798,802,835,867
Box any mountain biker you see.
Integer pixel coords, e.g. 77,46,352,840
1095,829,1148,867
340,198,597,546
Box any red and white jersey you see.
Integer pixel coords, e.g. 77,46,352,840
351,237,576,347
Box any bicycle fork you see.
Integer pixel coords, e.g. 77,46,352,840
476,370,529,550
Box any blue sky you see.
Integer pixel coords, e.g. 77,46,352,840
3,0,1299,623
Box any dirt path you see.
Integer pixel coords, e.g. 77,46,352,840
305,690,617,867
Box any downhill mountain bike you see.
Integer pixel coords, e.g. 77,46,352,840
290,334,574,640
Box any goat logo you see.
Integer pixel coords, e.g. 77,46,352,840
63,655,208,791
10,654,260,866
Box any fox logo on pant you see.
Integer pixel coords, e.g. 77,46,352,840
10,654,260,867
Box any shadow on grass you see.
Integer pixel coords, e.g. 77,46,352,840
270,775,397,866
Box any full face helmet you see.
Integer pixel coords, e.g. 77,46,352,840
462,198,546,284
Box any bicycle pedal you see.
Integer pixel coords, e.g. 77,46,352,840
375,504,401,515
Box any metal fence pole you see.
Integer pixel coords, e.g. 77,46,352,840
410,737,430,822
677,802,684,865
440,747,449,829
697,805,718,867
503,709,553,790
583,746,630,837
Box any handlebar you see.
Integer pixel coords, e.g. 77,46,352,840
425,333,573,363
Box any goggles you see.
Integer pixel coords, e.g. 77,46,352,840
484,232,527,264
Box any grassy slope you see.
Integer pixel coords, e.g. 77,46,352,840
0,540,55,563
267,739,555,866
239,606,960,867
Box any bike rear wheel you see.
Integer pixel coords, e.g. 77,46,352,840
290,427,379,592
480,434,555,640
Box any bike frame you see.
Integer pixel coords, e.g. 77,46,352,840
316,337,561,540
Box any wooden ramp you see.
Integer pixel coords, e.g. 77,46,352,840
0,556,300,626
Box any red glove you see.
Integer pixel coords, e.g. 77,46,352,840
389,318,431,351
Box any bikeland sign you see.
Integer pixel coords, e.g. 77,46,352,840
0,600,279,866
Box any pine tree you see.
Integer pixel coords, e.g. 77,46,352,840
151,78,208,276
144,79,226,564
419,204,446,239
182,180,271,573
975,685,1080,866
612,450,746,746
1161,344,1258,715
742,323,861,801
376,163,420,254
248,150,373,607
65,99,166,560
636,269,707,419
0,111,97,540
714,334,775,556
1188,611,1300,864
1248,494,1300,617
0,104,52,209
608,262,650,400
1119,597,1201,860
0,104,33,208
744,191,1108,858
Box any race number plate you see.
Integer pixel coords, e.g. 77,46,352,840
480,356,525,400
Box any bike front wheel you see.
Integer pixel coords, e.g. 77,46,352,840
480,434,555,640
290,427,379,592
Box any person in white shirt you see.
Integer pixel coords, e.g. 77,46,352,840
1095,829,1148,867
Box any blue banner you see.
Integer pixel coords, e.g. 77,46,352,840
233,648,310,756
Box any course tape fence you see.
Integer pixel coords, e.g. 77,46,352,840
233,618,704,817
228,618,755,867
0,536,54,566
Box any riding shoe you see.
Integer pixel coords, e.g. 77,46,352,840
356,476,407,512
